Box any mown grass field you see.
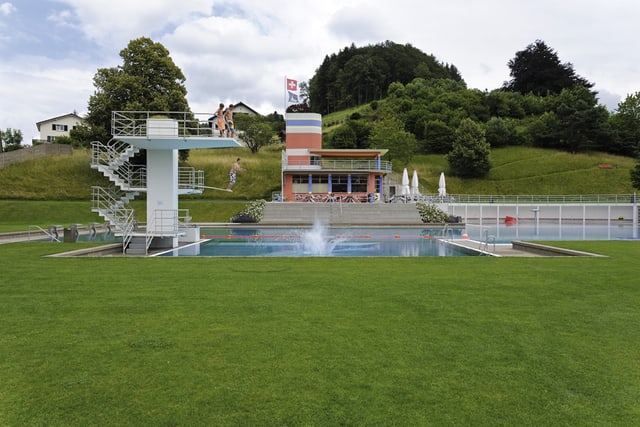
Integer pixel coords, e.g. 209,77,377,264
1,141,640,424
1,240,639,425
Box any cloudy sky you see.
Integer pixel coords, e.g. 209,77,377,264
1,0,639,143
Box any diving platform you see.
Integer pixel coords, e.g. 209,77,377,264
92,111,242,254
112,110,241,150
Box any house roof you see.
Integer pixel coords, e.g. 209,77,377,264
36,113,84,131
309,148,388,158
232,102,260,115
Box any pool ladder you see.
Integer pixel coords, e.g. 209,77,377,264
479,229,496,254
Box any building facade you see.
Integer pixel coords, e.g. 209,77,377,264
36,113,84,143
281,113,391,202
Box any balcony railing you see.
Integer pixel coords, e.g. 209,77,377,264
283,158,392,172
111,111,223,138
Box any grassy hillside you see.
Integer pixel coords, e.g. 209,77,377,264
0,145,635,203
411,147,636,195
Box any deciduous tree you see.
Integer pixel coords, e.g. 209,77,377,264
234,114,273,153
610,92,640,156
0,128,23,152
84,37,190,143
447,118,491,177
369,116,416,164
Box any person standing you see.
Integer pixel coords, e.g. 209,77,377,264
215,103,225,137
224,104,234,137
227,157,243,191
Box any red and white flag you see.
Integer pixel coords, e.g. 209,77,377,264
286,78,298,91
286,77,299,104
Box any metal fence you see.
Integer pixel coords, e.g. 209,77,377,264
444,194,637,204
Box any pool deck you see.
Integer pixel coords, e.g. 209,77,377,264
2,228,604,257
449,239,604,257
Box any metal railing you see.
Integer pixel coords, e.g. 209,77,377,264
91,139,146,189
91,186,136,253
446,194,637,204
178,167,204,192
283,156,392,172
28,225,61,242
112,111,224,138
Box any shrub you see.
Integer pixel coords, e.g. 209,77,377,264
416,203,449,223
230,199,266,223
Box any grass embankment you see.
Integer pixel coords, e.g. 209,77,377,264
0,144,636,231
1,241,639,425
1,145,634,201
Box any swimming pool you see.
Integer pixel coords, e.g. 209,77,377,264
155,219,638,257
157,225,472,257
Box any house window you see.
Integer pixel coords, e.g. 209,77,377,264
350,174,368,193
47,136,57,142
292,174,329,193
331,175,348,193
333,174,367,193
292,175,307,184
52,124,68,131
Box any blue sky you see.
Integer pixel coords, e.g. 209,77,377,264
1,0,639,143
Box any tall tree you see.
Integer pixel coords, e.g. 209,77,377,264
447,118,491,177
610,92,640,156
503,40,593,96
234,114,272,153
84,37,190,142
549,86,611,152
369,116,416,164
0,128,23,152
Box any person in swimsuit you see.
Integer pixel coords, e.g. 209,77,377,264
227,157,243,191
224,104,234,137
215,103,225,137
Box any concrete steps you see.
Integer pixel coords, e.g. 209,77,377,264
260,202,423,225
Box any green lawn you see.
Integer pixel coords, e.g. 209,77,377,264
1,240,639,425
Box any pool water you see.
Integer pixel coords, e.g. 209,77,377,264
155,220,638,258
158,226,471,257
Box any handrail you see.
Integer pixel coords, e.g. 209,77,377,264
111,111,224,138
480,229,496,254
91,186,136,253
178,167,204,190
28,224,61,242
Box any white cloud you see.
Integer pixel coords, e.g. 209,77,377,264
47,9,76,28
0,2,16,16
2,0,640,145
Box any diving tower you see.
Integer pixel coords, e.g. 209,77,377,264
91,111,240,254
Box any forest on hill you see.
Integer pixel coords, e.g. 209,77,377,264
299,40,640,185
4,37,637,188
308,41,462,114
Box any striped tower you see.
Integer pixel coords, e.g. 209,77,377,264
282,113,322,200
285,113,322,161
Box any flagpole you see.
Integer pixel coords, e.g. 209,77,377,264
283,75,287,118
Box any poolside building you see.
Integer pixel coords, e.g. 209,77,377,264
281,113,391,202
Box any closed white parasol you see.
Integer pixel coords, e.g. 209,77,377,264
411,170,420,195
438,172,446,197
401,168,410,195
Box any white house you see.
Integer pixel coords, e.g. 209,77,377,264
231,102,260,115
36,113,84,143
